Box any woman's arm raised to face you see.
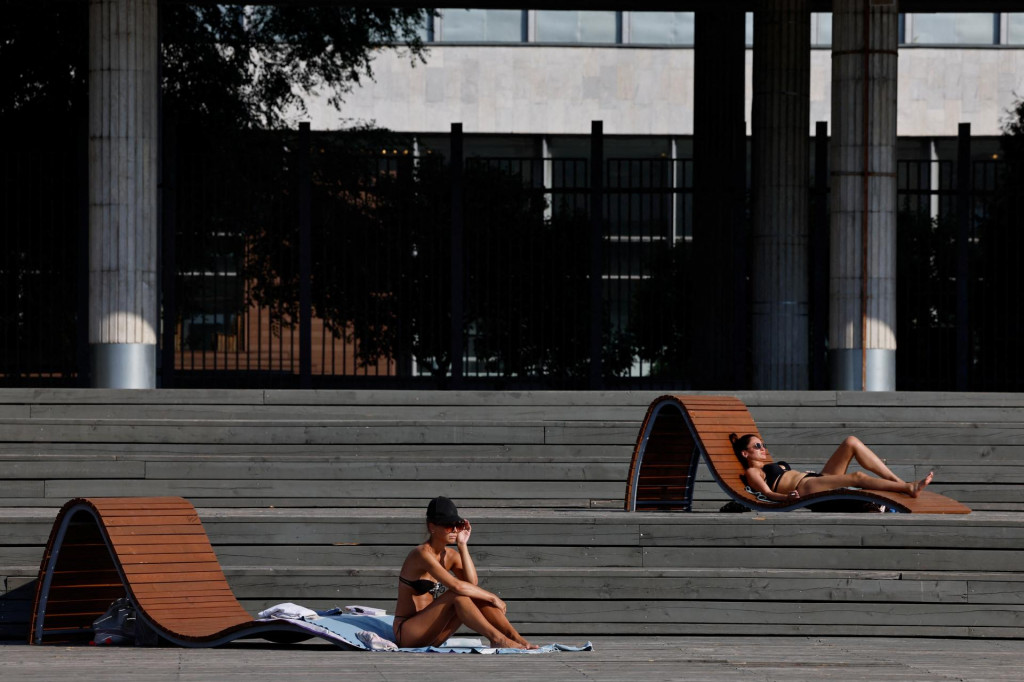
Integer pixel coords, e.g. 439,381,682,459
453,521,478,585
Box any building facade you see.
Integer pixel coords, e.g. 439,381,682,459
311,10,1024,141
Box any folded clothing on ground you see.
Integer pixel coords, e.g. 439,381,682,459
257,602,319,621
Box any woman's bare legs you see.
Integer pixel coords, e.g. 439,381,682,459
479,602,536,648
394,592,532,649
798,470,934,498
819,436,904,483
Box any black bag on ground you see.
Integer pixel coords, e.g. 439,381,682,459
92,596,159,646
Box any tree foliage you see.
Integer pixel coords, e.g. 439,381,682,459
0,2,87,123
160,4,430,132
1,2,431,131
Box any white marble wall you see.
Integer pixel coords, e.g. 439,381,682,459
306,46,696,134
897,48,1024,135
311,44,1024,137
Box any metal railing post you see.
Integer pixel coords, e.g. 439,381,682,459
77,102,92,386
298,122,312,388
589,120,604,388
450,122,465,386
956,122,971,391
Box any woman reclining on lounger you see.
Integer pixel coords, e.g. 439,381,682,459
730,433,934,503
392,496,536,649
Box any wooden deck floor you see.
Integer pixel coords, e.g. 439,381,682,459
1,636,1019,681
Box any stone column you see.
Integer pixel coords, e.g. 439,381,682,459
691,10,747,388
829,0,898,390
89,0,159,387
751,0,811,389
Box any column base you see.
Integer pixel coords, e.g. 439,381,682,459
91,343,156,389
829,348,895,391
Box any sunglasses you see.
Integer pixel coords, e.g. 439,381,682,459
752,442,766,450
442,521,468,531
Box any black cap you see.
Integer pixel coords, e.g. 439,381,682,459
426,496,464,525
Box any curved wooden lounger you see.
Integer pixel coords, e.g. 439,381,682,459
624,395,971,514
31,497,326,646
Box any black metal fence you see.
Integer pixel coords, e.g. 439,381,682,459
894,125,1024,391
3,122,1023,390
0,129,88,386
157,121,696,388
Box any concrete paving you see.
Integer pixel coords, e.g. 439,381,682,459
1,635,1020,681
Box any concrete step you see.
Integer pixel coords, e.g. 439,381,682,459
4,507,1023,640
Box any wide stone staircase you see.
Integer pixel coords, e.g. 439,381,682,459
1,389,1022,640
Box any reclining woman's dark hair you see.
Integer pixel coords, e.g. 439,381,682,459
729,433,758,464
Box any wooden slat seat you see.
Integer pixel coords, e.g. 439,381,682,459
624,395,971,514
30,497,340,646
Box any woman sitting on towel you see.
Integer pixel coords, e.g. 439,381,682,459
392,496,536,649
730,433,934,503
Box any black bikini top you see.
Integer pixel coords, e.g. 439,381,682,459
399,575,446,598
763,461,791,492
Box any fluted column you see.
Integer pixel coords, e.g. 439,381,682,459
829,0,898,391
89,0,159,387
751,0,811,389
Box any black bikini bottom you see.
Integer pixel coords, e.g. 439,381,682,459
796,472,823,489
393,615,410,644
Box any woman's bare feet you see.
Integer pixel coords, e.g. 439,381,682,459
490,635,528,649
908,471,934,497
496,636,539,650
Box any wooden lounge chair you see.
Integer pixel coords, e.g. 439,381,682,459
624,395,971,514
31,497,341,646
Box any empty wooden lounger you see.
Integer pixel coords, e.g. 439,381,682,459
31,497,331,646
624,395,971,514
